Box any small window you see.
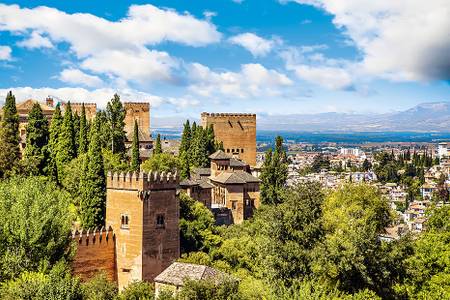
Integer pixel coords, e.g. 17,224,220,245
121,214,129,229
231,201,237,210
156,214,165,228
227,149,230,153
241,148,244,153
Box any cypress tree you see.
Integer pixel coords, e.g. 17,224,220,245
48,103,63,181
191,126,209,167
78,104,88,154
56,102,75,175
23,102,49,175
260,136,288,205
179,120,191,178
0,91,20,177
154,133,162,154
106,94,126,155
131,120,140,171
73,111,80,155
80,131,106,228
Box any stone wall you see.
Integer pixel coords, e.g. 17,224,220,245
201,113,256,166
124,102,151,141
72,227,116,282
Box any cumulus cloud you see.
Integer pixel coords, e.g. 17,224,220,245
0,87,198,110
285,0,450,81
0,45,11,60
229,33,277,57
188,63,293,98
59,69,104,88
0,4,221,83
17,31,53,49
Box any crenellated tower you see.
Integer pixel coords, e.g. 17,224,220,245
105,171,180,290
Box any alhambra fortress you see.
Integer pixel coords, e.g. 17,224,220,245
13,97,260,291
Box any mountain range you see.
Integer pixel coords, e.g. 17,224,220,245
153,102,450,132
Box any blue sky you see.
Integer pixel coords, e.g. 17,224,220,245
0,0,449,119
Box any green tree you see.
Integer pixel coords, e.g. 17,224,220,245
23,102,50,175
0,91,20,177
106,94,126,154
190,126,210,168
81,272,117,300
118,281,154,300
311,154,330,173
48,103,63,181
56,102,76,177
0,177,72,281
362,159,372,171
141,153,180,174
179,120,192,178
178,278,240,300
154,133,162,154
78,104,88,154
73,111,80,155
179,192,221,253
260,136,288,205
80,131,106,228
259,182,324,286
131,120,140,171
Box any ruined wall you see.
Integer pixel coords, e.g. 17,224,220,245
124,102,151,141
71,103,97,120
72,227,116,282
201,113,256,166
106,171,179,290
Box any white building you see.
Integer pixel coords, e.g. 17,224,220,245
438,142,449,159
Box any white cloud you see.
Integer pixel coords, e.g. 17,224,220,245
0,45,11,60
0,4,221,83
59,69,104,88
188,63,293,98
203,10,217,20
285,0,450,81
229,33,277,57
17,31,53,49
0,87,196,110
280,46,355,90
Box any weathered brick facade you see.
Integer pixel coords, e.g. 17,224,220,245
201,113,257,166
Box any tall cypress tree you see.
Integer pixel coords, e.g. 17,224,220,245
23,102,49,175
190,126,209,167
179,120,191,178
73,111,80,155
260,136,288,205
131,120,140,171
106,94,126,155
80,131,106,228
154,133,162,154
48,103,63,181
78,104,88,154
56,102,75,176
0,91,20,177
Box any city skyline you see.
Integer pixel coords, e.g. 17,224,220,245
0,0,449,119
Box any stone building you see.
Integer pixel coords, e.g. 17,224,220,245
6,97,152,155
180,150,260,225
201,113,257,166
72,171,180,290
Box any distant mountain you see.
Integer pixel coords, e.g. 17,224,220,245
152,101,450,132
256,102,450,132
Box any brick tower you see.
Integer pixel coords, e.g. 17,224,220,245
105,171,180,290
201,113,257,166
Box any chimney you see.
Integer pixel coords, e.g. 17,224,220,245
46,97,54,107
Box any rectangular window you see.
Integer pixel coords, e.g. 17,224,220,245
156,214,165,228
241,148,244,153
121,214,129,229
231,201,237,210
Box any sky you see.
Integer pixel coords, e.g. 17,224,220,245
0,0,449,120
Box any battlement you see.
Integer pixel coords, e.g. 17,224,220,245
106,171,179,191
124,102,150,111
72,226,115,247
71,102,97,108
201,112,256,118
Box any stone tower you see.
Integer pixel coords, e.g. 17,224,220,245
124,102,151,141
201,113,257,166
105,171,180,290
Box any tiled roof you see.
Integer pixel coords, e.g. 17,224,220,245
154,262,229,287
230,158,246,167
192,167,211,176
198,179,214,189
210,172,246,184
234,170,260,183
209,150,232,160
180,179,199,187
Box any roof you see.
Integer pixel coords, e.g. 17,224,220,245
180,179,199,187
198,179,214,189
154,262,229,287
210,172,246,184
234,170,260,183
230,158,247,167
16,99,55,112
209,150,232,160
192,167,211,176
126,129,151,142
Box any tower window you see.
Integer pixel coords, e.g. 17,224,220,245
231,201,237,210
121,214,129,229
156,214,165,228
